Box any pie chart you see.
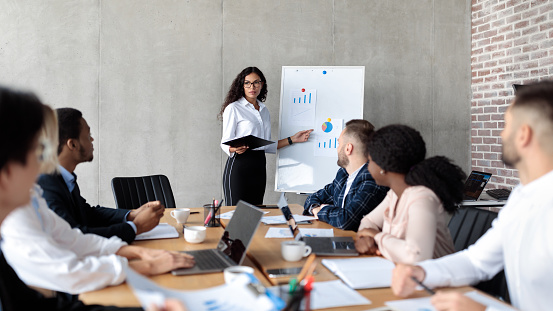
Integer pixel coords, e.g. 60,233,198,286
322,119,333,133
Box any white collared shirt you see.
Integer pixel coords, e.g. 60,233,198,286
419,169,553,310
341,165,363,209
0,184,128,294
220,97,276,156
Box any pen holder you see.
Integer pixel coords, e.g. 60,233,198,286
203,204,221,227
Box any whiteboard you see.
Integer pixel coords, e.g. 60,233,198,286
275,66,364,193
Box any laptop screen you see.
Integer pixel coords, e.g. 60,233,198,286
463,171,492,200
215,201,263,265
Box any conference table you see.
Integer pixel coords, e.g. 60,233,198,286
79,204,495,310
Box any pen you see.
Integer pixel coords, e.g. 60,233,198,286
190,212,200,214
296,253,316,283
410,276,435,295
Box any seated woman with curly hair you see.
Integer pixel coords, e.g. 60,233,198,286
355,124,466,264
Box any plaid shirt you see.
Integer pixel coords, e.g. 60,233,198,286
303,163,388,231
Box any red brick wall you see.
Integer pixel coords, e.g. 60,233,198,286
471,0,553,189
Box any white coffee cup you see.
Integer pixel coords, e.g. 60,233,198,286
184,226,206,243
170,208,191,224
223,266,254,284
281,241,312,262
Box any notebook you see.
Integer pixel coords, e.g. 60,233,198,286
462,171,492,201
277,193,358,256
171,200,264,276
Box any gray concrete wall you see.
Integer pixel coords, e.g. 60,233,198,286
0,0,471,208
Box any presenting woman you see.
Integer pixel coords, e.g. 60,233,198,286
219,67,313,206
355,124,466,264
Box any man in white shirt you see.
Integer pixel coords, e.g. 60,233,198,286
391,81,553,310
303,120,388,231
1,184,195,294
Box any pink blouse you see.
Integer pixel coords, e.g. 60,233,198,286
358,186,454,264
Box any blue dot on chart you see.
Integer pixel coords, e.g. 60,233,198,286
323,70,327,74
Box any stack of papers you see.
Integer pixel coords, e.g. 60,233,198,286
125,266,283,311
261,214,316,225
264,228,334,238
218,210,269,220
135,223,179,240
322,257,395,289
385,291,516,311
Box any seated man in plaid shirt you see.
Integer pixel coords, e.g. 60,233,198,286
303,119,388,231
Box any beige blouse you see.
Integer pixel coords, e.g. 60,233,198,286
358,186,454,264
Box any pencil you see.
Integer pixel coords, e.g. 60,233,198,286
296,253,316,283
410,276,435,295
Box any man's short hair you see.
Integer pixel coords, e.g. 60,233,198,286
343,119,375,157
56,108,83,155
512,80,553,152
0,86,44,170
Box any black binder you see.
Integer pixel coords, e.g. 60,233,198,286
222,135,275,149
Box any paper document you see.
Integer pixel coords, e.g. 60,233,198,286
124,266,283,311
322,257,395,289
289,89,316,126
135,223,179,240
218,210,268,220
385,291,515,311
269,280,371,309
261,215,316,225
264,228,334,238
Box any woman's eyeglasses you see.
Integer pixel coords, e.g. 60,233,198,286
244,80,263,88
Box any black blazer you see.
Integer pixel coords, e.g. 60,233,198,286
0,251,140,311
37,173,136,244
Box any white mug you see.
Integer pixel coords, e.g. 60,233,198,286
223,266,254,284
170,208,191,224
184,226,206,243
281,241,312,262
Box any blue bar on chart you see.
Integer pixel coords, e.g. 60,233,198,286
293,91,314,104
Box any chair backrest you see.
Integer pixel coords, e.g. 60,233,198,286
448,206,510,303
449,206,498,251
111,175,176,209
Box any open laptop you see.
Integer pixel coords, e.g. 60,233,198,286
277,193,358,256
172,200,264,276
462,171,492,201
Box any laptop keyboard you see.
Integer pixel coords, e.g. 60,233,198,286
332,241,355,250
190,249,231,270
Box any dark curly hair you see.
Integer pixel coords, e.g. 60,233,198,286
367,124,466,213
218,67,268,120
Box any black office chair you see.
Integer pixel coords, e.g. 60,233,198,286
449,206,510,303
111,175,176,209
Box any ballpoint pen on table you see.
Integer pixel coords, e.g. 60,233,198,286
411,276,435,295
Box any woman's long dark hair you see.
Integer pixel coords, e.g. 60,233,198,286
367,124,466,213
218,67,268,120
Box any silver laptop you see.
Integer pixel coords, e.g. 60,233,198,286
172,200,263,276
278,193,358,256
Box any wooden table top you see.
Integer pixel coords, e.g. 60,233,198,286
79,204,498,310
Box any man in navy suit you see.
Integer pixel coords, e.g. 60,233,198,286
303,120,388,231
38,108,163,244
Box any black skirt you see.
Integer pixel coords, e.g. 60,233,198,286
222,149,266,206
